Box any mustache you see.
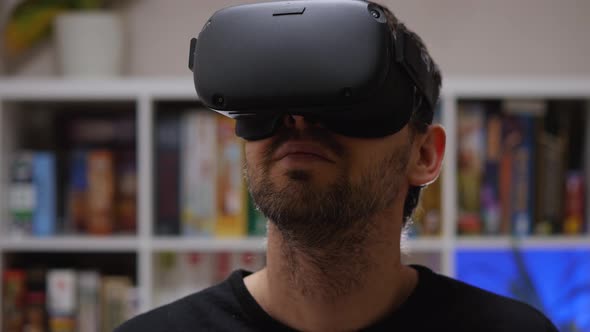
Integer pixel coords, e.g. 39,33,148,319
262,126,345,164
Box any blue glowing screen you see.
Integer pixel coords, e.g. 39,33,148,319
456,248,590,332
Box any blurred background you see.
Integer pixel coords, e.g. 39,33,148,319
0,0,589,331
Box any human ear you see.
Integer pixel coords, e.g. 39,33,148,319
407,124,446,186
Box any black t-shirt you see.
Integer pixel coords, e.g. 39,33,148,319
115,265,558,331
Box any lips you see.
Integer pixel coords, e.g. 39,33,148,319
273,141,335,163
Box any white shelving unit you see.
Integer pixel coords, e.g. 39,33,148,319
1,77,589,313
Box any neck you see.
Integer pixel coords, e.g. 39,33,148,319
245,210,418,332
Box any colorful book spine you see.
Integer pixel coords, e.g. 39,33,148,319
153,252,178,307
499,135,514,234
77,271,100,332
503,100,544,236
101,276,132,332
457,102,485,234
213,252,232,284
47,269,77,332
155,114,181,235
8,152,35,236
181,111,217,236
563,171,585,234
534,113,566,235
510,120,534,237
215,115,247,237
536,137,565,234
116,149,137,234
23,291,46,332
177,253,214,298
32,151,56,237
481,112,502,235
67,149,89,233
412,179,441,236
2,269,26,332
125,286,139,324
86,150,115,235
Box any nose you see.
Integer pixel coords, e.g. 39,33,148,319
282,114,321,130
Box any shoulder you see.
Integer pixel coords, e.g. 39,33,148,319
411,265,558,332
114,304,171,332
115,275,240,332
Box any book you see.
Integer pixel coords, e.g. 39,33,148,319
86,150,115,235
535,134,565,234
212,252,233,284
509,117,534,236
502,100,545,236
66,149,89,233
32,151,56,237
153,252,214,307
60,114,138,236
153,252,179,307
23,291,46,332
64,115,135,149
177,253,214,299
498,132,514,235
2,269,26,332
155,114,181,235
25,267,47,294
563,171,584,235
215,115,247,237
412,177,442,236
457,102,485,234
181,111,217,236
561,101,586,234
47,269,77,332
101,276,132,332
77,271,100,332
481,111,502,235
534,108,566,235
8,152,35,236
115,149,137,233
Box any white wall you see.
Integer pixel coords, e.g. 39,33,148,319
6,0,590,78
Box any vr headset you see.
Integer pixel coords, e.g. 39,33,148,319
189,0,438,140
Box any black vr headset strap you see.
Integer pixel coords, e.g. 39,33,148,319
393,25,437,113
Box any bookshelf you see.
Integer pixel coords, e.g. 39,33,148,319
0,77,589,319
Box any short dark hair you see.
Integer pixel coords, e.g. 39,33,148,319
367,1,443,226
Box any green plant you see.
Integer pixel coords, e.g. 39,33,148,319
3,0,110,57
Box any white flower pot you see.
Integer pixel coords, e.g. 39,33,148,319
54,11,125,77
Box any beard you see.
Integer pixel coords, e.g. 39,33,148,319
245,127,411,250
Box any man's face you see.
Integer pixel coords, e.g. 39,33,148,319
244,115,414,247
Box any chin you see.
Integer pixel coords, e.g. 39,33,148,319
285,169,313,181
268,164,340,190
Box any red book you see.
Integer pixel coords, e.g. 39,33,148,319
3,269,27,332
563,171,584,234
87,150,115,235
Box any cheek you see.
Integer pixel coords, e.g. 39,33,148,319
347,150,382,182
244,141,269,163
344,141,410,183
338,139,384,177
244,140,277,180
